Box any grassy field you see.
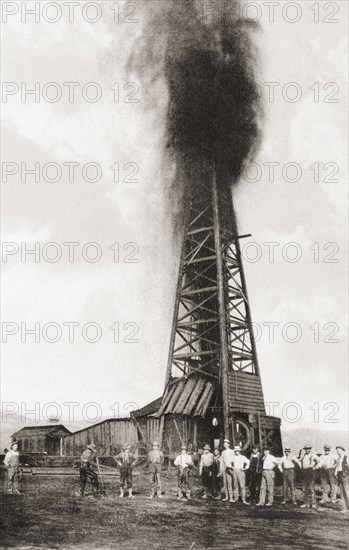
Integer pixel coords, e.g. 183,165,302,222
0,469,348,550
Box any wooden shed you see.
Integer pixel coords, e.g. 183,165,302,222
12,425,71,455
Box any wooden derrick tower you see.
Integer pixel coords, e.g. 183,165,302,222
157,163,282,455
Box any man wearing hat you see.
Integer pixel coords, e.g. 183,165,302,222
334,446,349,513
4,442,21,494
319,445,338,504
199,444,214,498
219,439,235,502
278,447,300,505
115,443,137,498
80,443,99,496
174,445,194,500
299,445,322,508
148,441,164,498
256,447,278,506
248,445,262,503
230,445,250,504
212,447,222,499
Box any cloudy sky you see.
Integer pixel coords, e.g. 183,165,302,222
1,1,348,433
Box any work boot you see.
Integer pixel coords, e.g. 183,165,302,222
128,489,134,499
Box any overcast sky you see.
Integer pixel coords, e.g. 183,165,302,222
1,1,348,433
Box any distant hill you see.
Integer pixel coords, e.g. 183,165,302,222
0,413,31,450
281,427,349,454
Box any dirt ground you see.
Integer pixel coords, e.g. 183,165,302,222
0,469,348,550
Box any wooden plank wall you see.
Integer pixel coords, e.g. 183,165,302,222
62,419,138,456
228,372,266,414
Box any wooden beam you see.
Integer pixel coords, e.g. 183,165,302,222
182,377,207,415
212,170,230,439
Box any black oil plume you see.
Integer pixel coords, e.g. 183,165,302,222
131,0,261,191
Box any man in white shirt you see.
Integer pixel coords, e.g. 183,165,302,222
4,442,21,494
299,444,322,509
174,445,194,500
319,445,338,504
231,445,250,504
278,447,300,505
219,439,235,502
256,447,278,506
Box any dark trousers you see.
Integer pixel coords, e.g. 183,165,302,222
283,469,296,502
7,467,20,493
201,466,213,495
321,468,337,502
302,468,316,506
178,468,190,497
212,463,221,496
120,466,133,489
150,464,161,495
80,465,99,495
249,472,261,502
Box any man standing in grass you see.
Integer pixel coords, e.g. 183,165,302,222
4,442,21,494
319,445,338,505
299,444,322,509
248,445,262,504
115,443,137,498
256,447,278,507
278,447,300,505
174,445,193,500
335,446,349,513
80,443,99,497
148,441,164,498
199,444,214,499
212,448,221,499
219,439,235,502
231,445,250,505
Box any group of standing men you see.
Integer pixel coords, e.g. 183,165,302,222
77,439,349,512
200,440,349,512
3,439,348,513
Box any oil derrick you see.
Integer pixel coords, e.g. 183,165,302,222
158,164,282,455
